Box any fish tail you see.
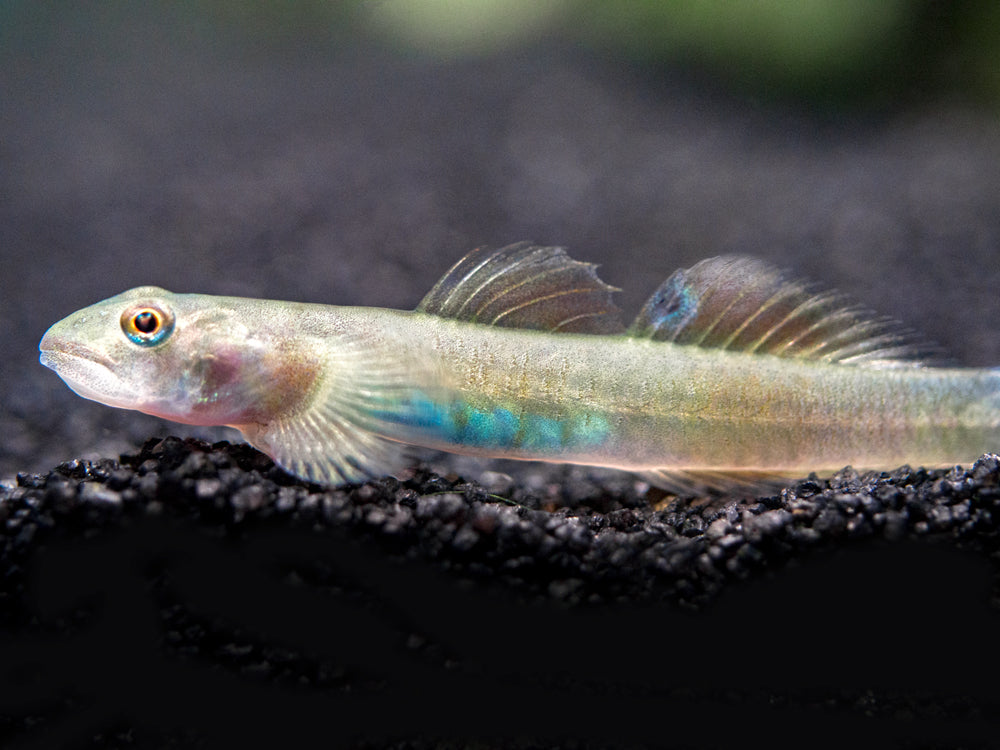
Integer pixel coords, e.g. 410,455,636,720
982,368,1000,449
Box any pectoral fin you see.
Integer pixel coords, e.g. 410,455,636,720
233,337,438,486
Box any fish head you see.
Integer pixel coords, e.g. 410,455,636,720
39,287,311,427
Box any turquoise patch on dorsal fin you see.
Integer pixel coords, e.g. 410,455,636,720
417,243,624,334
628,256,942,367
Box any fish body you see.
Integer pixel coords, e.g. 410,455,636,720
39,244,1000,494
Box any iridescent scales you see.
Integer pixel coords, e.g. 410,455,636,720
374,394,611,454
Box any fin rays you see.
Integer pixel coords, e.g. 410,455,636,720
418,243,624,334
722,284,803,353
629,256,941,367
638,468,795,497
234,336,434,485
490,287,608,327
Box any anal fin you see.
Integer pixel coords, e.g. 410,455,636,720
637,468,798,497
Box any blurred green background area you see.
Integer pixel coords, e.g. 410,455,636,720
5,0,996,108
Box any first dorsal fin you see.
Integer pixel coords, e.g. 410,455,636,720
628,256,943,367
417,243,624,334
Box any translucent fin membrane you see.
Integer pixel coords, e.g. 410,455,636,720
418,243,624,334
236,337,436,486
628,256,942,367
638,468,798,497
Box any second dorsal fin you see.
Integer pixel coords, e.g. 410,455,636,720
416,243,624,334
628,256,941,367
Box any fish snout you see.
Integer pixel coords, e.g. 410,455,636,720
38,328,117,372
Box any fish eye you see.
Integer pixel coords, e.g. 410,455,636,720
121,303,175,347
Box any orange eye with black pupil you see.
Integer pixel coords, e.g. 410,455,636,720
121,304,174,347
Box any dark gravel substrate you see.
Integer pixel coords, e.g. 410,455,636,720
1,438,999,747
7,437,1000,611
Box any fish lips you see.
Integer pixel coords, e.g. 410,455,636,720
39,333,136,410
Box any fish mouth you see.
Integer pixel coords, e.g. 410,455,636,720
38,333,134,408
39,337,117,372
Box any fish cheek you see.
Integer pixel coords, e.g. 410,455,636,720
180,347,259,423
186,343,321,426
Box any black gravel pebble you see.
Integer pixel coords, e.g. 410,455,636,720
2,438,1000,746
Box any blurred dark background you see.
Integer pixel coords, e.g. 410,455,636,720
3,0,1000,483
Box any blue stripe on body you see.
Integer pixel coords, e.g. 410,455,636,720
372,394,610,453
